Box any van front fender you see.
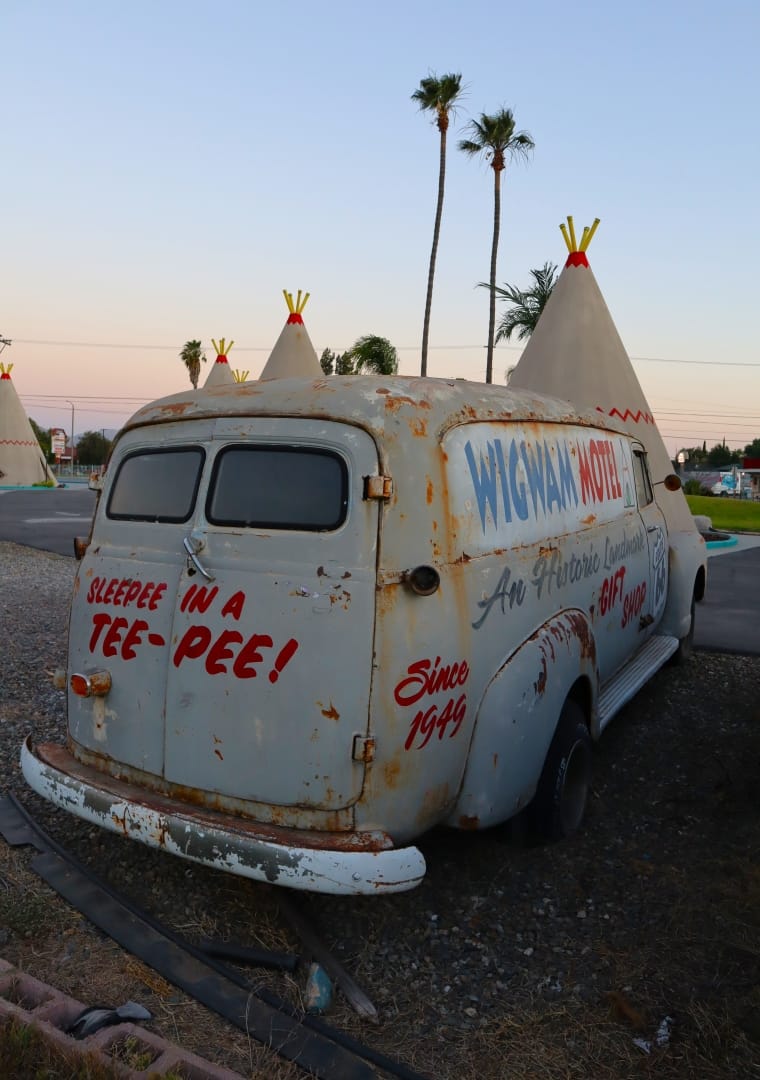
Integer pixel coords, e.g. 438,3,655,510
447,609,598,831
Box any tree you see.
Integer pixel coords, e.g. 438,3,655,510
743,438,760,458
180,340,205,389
411,71,464,377
76,430,112,466
29,418,51,459
320,348,354,375
706,442,741,468
459,109,534,383
479,261,558,343
346,335,399,375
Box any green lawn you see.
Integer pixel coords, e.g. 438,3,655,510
685,494,760,532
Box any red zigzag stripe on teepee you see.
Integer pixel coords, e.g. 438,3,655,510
0,439,40,446
596,407,655,424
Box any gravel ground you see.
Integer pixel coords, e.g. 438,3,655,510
1,539,759,1079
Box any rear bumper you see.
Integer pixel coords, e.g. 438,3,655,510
20,737,426,895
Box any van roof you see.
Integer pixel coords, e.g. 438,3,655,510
123,376,627,441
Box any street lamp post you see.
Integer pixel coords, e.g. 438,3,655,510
65,400,75,476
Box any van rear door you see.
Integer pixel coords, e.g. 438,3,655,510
162,418,380,811
69,424,213,776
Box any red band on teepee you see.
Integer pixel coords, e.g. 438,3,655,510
286,313,304,325
215,355,228,363
565,252,589,268
0,373,10,380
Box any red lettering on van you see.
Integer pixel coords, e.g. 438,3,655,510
404,694,467,751
599,566,626,616
206,630,244,674
87,577,168,610
180,585,219,614
621,581,647,628
233,634,274,678
87,613,166,660
394,656,470,707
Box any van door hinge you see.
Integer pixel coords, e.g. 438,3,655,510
352,734,376,763
363,475,393,500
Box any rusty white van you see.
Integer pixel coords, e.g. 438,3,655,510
22,376,706,894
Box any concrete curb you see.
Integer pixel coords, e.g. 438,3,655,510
0,957,244,1078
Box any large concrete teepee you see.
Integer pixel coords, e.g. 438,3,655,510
0,362,57,487
204,337,236,388
259,291,322,381
508,217,695,534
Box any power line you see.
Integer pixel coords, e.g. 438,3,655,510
11,336,760,366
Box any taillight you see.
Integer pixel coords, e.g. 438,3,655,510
70,670,112,698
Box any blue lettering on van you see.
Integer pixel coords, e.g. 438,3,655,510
464,436,580,533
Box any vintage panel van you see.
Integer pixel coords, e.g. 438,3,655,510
22,376,706,894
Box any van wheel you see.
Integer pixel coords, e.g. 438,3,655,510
670,594,696,665
530,700,591,842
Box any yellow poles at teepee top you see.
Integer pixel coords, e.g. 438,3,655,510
283,289,310,315
212,338,234,357
560,216,600,254
0,362,13,376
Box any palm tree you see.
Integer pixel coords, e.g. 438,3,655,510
459,109,534,383
180,340,206,389
346,335,399,375
478,261,558,343
411,72,464,378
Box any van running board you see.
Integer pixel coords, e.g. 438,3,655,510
598,635,679,731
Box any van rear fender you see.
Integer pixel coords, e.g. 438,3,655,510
448,609,598,831
658,529,707,638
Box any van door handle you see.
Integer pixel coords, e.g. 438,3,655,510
183,536,215,581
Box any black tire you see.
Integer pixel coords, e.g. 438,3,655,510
530,700,591,842
670,594,696,665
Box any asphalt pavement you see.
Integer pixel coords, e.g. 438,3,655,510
0,486,96,557
1,488,759,656
694,538,760,656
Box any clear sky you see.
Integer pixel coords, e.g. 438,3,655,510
2,0,759,456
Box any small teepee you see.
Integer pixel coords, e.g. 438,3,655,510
508,217,695,533
204,337,236,388
0,362,58,486
259,290,322,381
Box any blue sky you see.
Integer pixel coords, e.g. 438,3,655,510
2,0,759,454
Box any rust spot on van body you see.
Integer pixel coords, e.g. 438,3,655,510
581,513,597,526
535,656,548,696
459,815,479,830
383,758,401,789
426,477,434,504
318,701,340,721
157,402,194,418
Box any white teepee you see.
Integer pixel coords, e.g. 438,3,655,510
204,337,236,388
508,217,695,533
0,363,58,486
259,290,322,381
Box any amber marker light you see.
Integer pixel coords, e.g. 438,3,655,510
70,671,112,697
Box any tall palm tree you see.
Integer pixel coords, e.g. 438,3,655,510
180,339,205,389
346,335,399,375
411,72,463,378
459,109,534,383
478,261,558,343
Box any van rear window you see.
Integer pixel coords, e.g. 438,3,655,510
107,448,204,523
207,446,347,530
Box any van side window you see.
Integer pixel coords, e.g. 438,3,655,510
207,446,348,531
107,448,204,523
632,450,654,508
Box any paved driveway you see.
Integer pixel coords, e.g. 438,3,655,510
695,540,760,656
0,487,96,557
